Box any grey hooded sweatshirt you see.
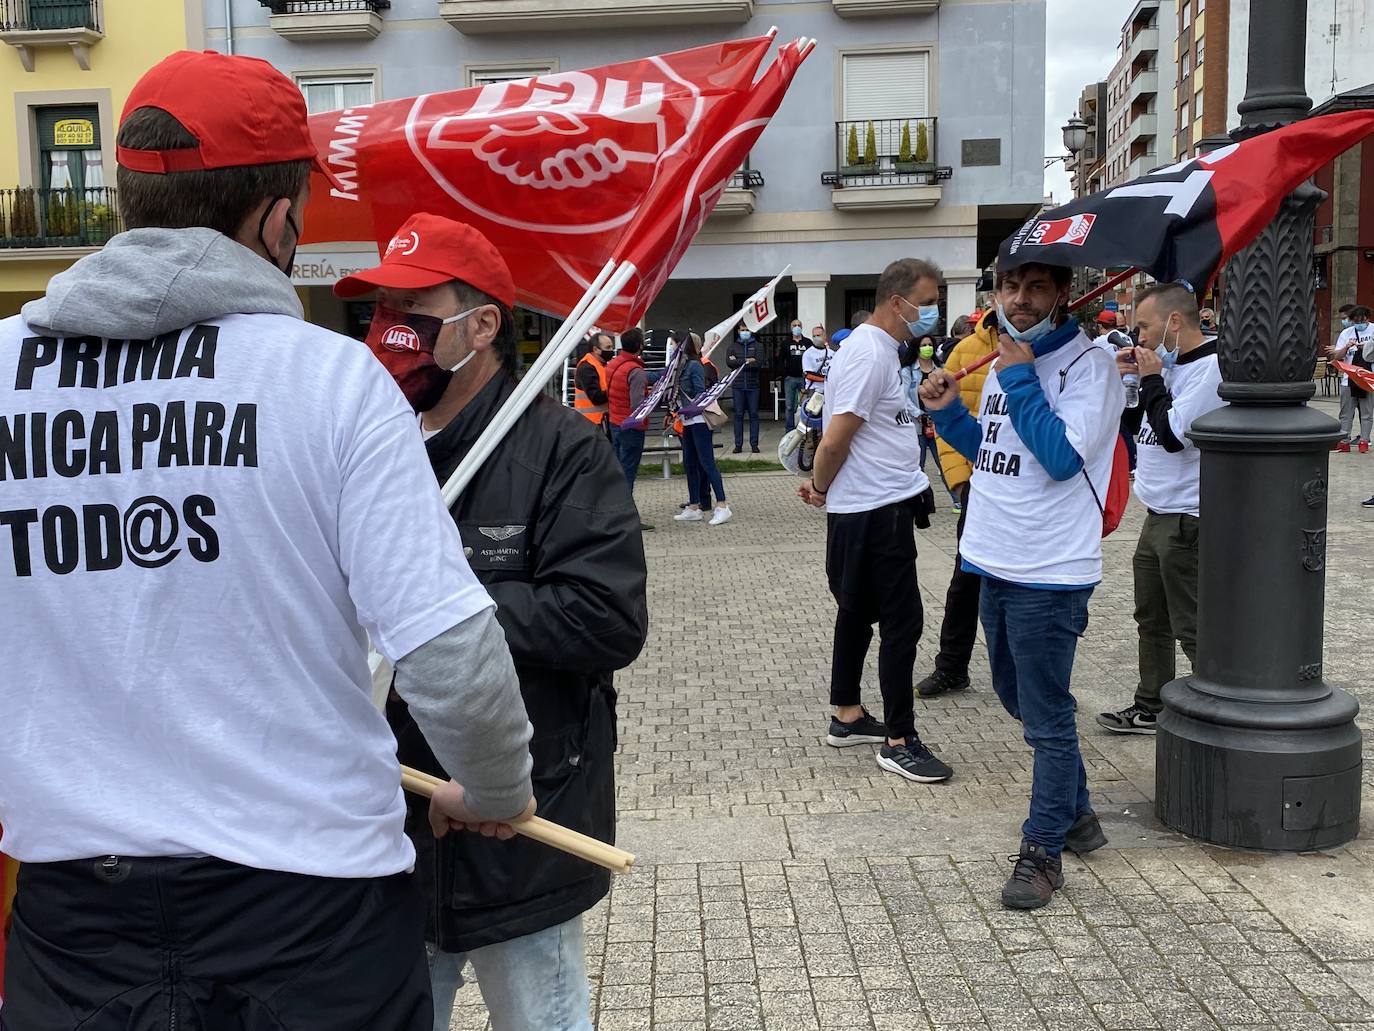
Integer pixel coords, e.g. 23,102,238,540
17,228,534,825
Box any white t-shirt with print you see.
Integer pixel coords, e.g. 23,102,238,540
1133,348,1223,517
959,332,1125,586
1335,325,1374,385
0,312,494,877
821,323,929,514
802,344,829,394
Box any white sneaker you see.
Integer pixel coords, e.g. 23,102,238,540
674,508,704,522
709,506,733,526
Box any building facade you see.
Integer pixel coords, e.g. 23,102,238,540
0,0,204,315
1101,0,1175,190
1066,80,1107,199
204,0,1045,381
1170,0,1228,160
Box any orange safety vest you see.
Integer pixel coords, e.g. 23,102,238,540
574,352,610,423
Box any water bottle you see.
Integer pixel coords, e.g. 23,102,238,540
1123,371,1140,408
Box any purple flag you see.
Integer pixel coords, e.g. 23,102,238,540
680,363,745,417
621,344,686,431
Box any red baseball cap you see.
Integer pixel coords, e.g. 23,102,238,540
1096,310,1118,326
334,213,517,308
117,50,344,192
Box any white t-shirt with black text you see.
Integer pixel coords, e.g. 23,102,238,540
802,344,830,394
1133,346,1223,517
821,322,929,514
959,332,1125,586
0,313,494,877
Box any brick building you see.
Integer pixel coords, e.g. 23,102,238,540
1171,0,1230,160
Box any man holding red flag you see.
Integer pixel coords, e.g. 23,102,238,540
336,213,648,1031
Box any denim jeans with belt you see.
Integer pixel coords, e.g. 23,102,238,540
428,915,592,1031
979,577,1094,857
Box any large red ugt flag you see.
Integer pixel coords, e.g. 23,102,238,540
302,35,810,330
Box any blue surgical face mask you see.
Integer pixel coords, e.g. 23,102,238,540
791,326,803,338
1155,323,1181,369
899,297,940,339
1343,318,1353,328
1358,322,1371,333
996,301,1058,344
739,331,752,344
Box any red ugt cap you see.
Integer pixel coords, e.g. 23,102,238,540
334,213,517,309
117,50,344,193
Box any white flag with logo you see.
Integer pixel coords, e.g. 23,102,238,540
701,265,790,362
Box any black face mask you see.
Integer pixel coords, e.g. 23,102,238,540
258,199,300,278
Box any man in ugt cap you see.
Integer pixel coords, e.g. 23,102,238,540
337,213,648,1031
0,52,536,1030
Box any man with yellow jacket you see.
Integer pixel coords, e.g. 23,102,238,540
916,310,999,698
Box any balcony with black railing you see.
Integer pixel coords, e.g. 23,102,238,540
822,117,950,211
258,0,389,39
1,0,102,70
0,187,121,251
713,167,765,218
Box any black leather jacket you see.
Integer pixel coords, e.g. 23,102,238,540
387,372,648,952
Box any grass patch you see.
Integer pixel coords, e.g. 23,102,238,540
639,458,784,478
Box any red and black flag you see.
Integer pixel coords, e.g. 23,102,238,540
1000,110,1374,288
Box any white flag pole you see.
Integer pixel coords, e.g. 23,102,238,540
442,260,638,507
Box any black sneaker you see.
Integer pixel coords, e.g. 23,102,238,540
876,738,953,783
1095,704,1158,735
751,446,760,453
916,668,971,698
1065,812,1108,855
825,709,887,747
1002,841,1064,910
639,522,655,532
732,446,743,454
1363,496,1374,508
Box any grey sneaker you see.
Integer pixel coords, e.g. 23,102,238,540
1096,703,1158,735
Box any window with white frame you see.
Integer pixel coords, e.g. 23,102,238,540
1196,38,1205,65
842,51,930,120
297,76,374,115
1179,100,1190,129
468,64,556,87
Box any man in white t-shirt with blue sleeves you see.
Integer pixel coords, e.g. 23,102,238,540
922,260,1124,911
798,258,951,787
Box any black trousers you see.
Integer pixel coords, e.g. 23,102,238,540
826,496,927,741
934,482,982,678
2,856,432,1031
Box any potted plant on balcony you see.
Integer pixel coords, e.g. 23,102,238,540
45,191,77,241
842,122,878,177
914,121,933,171
895,122,919,174
7,189,39,246
81,202,114,245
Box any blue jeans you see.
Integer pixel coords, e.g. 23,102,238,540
427,915,592,1031
979,578,1093,857
610,424,645,491
682,422,726,507
733,385,760,448
917,428,958,504
783,375,805,430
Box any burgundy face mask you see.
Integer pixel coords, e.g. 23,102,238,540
364,304,476,412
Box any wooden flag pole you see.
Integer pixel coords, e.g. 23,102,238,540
401,766,635,875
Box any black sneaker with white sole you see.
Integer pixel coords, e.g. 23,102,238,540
826,709,887,747
877,738,953,783
916,668,971,698
1095,703,1158,735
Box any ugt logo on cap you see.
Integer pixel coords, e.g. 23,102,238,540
381,325,422,352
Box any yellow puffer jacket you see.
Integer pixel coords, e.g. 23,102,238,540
936,310,999,491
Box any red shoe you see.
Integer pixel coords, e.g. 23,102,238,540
1362,441,1370,454
1336,441,1352,453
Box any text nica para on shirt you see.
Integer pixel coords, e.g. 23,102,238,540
1,328,254,576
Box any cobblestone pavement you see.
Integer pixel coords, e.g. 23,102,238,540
449,396,1374,1030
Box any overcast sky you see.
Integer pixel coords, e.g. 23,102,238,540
1043,0,1137,205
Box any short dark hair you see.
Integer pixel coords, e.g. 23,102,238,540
949,315,971,338
1350,305,1372,322
995,262,1072,290
876,258,945,306
850,310,871,328
1138,282,1201,327
116,107,311,236
451,281,519,373
1339,303,1356,315
619,327,644,353
683,333,702,360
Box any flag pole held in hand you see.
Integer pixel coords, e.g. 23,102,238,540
401,765,636,875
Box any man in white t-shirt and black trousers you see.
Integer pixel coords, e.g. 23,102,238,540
0,52,535,1029
922,260,1124,910
1333,304,1374,452
798,258,952,785
1098,283,1223,735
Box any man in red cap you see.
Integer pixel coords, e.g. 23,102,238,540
0,51,536,1030
336,213,648,1031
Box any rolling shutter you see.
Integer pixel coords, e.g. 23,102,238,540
842,52,929,121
